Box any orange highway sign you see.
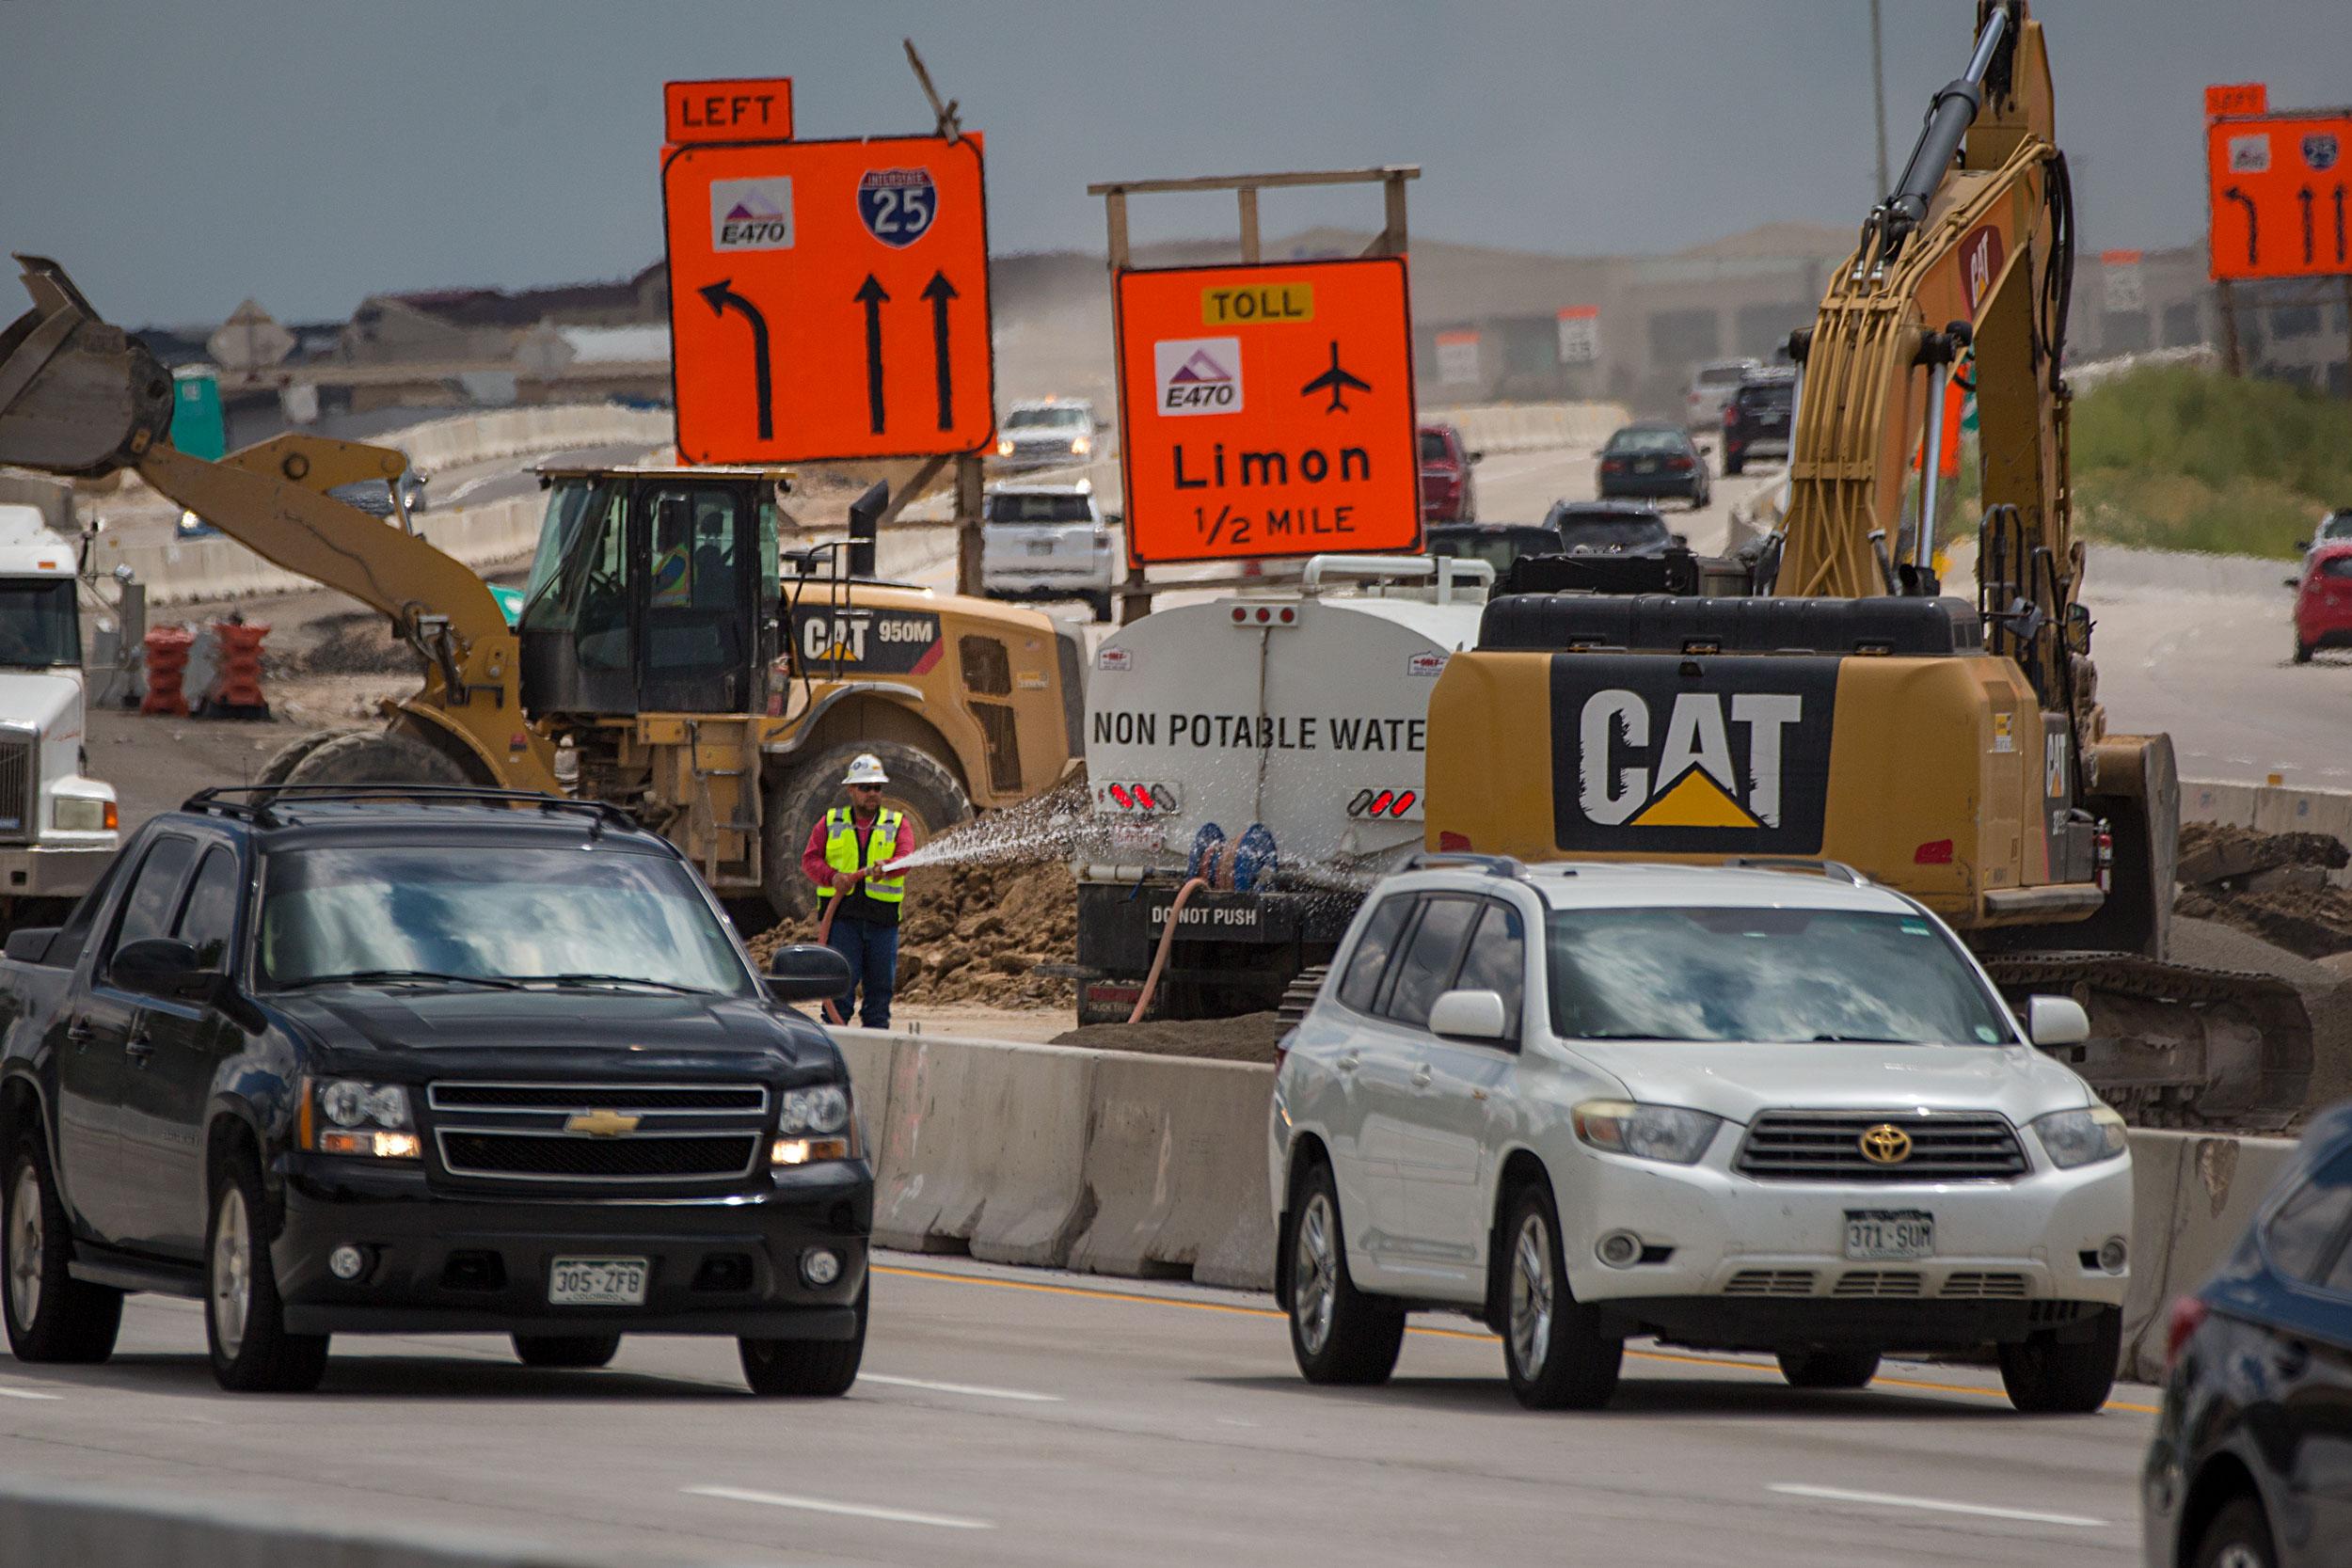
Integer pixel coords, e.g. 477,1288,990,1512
661,135,995,464
664,78,794,144
2206,109,2352,282
1113,256,1418,566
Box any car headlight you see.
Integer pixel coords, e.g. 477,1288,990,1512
2031,1104,2128,1169
773,1083,855,1166
996,438,1014,456
1072,435,1091,455
52,797,115,832
303,1078,420,1159
1571,1100,1722,1164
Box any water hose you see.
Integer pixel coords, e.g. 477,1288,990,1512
814,858,908,1026
1129,876,1208,1024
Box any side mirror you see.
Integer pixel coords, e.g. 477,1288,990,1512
2026,995,2090,1048
1671,532,1690,548
5,927,56,964
112,937,212,1003
1428,989,1511,1043
766,942,853,1005
1468,450,1486,465
2296,540,2312,551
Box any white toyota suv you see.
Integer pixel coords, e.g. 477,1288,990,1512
980,482,1118,621
1267,856,2133,1413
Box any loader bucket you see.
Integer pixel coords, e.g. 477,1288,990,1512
0,255,175,477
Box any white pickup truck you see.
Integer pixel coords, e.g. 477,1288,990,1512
1072,554,1490,1022
0,502,118,927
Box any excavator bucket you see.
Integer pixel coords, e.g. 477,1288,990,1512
0,255,175,477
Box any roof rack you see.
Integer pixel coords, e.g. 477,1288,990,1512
181,784,639,831
1403,850,1537,879
1724,857,1871,886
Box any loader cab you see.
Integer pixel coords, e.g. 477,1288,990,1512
516,467,783,719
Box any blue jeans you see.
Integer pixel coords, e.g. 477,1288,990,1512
826,916,898,1030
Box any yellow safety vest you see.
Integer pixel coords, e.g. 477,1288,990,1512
820,807,905,903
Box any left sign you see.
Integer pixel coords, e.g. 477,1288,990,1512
662,135,995,465
664,78,794,145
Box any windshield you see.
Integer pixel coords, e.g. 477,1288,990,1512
257,845,754,995
1006,407,1089,432
1606,428,1689,455
521,479,612,625
0,579,81,667
1697,364,1750,388
987,493,1094,524
1546,907,2017,1046
1418,431,1453,464
1429,530,1552,572
1552,514,1671,551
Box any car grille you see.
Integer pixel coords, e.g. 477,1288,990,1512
427,1080,770,1187
1832,1270,1922,1297
1940,1271,2029,1299
0,726,34,845
1734,1112,2028,1182
1724,1269,1817,1297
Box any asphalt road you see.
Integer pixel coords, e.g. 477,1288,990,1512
0,1253,2159,1567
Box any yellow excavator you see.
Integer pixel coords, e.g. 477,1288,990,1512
1424,0,2311,1125
0,256,1082,923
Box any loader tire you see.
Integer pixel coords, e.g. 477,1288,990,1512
255,730,350,788
760,740,972,924
279,730,470,792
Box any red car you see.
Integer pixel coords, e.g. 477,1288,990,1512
1418,423,1480,522
2295,541,2352,662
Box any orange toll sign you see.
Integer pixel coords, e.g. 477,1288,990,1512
661,135,995,464
2206,109,2352,282
1113,257,1417,566
664,78,794,144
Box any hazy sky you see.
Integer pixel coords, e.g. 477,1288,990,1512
3,0,2344,327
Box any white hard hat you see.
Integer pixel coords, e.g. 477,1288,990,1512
844,752,890,785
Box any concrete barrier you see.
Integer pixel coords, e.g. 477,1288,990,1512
1068,1053,1277,1291
2120,1128,2300,1382
0,1472,733,1568
1422,401,1630,455
841,1030,1099,1265
2183,778,2352,848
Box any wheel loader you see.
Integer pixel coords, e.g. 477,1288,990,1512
1422,1,2312,1127
0,256,1082,926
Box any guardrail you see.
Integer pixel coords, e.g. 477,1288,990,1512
835,1023,2301,1380
2183,778,2352,847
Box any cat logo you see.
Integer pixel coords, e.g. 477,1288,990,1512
1549,657,1838,854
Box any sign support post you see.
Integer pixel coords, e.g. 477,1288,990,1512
1087,166,1420,623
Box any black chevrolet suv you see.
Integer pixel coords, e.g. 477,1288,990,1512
0,786,867,1395
1720,367,1795,475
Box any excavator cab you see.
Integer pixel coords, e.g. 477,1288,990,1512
517,466,783,720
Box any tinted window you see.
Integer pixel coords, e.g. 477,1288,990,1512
173,848,242,974
1605,428,1690,456
986,493,1094,524
1385,896,1480,1028
2265,1152,2352,1283
1418,431,1452,464
0,580,81,668
1453,901,1526,1041
1546,907,2016,1045
110,835,199,962
1336,895,1413,1014
1005,406,1089,432
2319,557,2352,581
1427,529,1558,573
1697,364,1751,388
1553,515,1674,552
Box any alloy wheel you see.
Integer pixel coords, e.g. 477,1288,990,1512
211,1187,251,1360
7,1164,40,1331
1510,1212,1554,1377
1294,1192,1337,1356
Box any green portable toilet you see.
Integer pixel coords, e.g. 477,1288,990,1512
172,369,228,462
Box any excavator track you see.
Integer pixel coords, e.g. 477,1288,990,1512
1982,950,2314,1131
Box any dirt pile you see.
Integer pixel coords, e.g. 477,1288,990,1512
2175,821,2352,960
1049,1011,1291,1064
748,858,1079,1008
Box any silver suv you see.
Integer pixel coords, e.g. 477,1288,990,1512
992,400,1102,471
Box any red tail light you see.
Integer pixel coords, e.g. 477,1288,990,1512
2167,1295,2209,1370
1601,457,1626,472
1131,784,1157,810
1667,456,1693,471
1108,784,1134,809
1389,790,1418,816
1368,790,1395,816
1915,839,1955,864
1723,405,1739,427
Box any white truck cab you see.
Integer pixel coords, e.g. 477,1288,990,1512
1072,554,1492,1022
0,503,118,924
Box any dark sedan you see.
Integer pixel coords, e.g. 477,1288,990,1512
2143,1105,2352,1567
1543,499,1682,557
1597,422,1710,508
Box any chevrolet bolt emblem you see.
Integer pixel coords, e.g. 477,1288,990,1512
565,1110,641,1137
1859,1123,1913,1164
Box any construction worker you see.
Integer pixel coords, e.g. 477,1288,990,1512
801,752,919,1028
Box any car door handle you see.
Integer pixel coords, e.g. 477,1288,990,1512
1334,1053,1360,1075
124,1025,154,1067
1410,1064,1434,1089
64,1018,94,1045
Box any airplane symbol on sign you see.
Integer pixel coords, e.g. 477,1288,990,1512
1298,341,1373,414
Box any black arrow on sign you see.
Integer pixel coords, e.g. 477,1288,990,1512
855,275,889,435
2298,184,2317,264
697,279,771,441
2224,185,2260,267
920,272,959,433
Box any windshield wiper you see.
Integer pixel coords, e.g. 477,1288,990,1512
281,969,524,990
512,973,715,995
1574,1031,1673,1041
1809,1033,1913,1043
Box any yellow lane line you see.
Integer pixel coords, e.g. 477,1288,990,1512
876,1262,2157,1414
